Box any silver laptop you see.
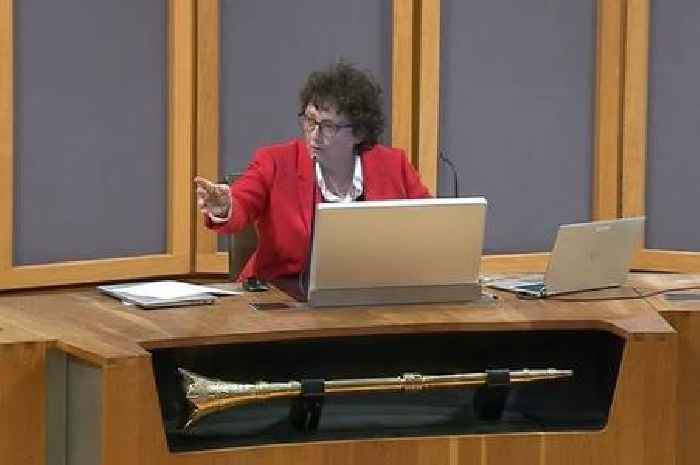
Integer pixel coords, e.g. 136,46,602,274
486,217,644,297
307,197,487,307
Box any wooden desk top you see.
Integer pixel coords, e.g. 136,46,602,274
0,274,677,365
628,273,700,313
0,322,49,345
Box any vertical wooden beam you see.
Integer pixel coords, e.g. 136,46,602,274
417,0,440,193
621,0,654,270
593,0,625,220
391,0,415,160
168,0,195,270
194,0,220,271
0,0,13,270
621,0,649,219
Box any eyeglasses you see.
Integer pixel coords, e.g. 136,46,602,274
298,113,353,138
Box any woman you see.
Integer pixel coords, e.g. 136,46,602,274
195,61,431,282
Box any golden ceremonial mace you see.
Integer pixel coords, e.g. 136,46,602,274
178,367,573,431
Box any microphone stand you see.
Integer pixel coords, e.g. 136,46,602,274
439,151,460,198
299,155,320,297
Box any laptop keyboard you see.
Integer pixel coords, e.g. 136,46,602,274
514,283,546,293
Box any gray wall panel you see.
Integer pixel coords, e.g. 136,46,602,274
67,358,102,465
646,0,700,251
13,0,167,265
46,350,67,465
219,0,393,251
439,0,595,253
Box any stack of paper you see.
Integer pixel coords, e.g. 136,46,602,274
97,280,241,309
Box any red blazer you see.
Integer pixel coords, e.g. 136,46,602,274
209,139,432,281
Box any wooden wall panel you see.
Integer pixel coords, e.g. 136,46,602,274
14,1,168,265
0,0,194,290
424,0,624,271
622,0,700,271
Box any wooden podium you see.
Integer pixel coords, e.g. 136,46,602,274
0,281,677,465
629,273,700,465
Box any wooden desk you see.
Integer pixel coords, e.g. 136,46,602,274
0,280,678,465
629,273,700,465
0,322,50,465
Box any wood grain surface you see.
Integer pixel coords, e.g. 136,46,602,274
0,323,49,465
0,273,685,465
0,278,674,364
629,273,700,465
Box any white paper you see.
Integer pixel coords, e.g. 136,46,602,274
190,285,242,296
120,280,239,299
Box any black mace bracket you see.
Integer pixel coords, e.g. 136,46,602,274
473,369,512,421
289,379,326,433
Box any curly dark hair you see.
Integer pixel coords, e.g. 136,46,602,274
299,61,385,152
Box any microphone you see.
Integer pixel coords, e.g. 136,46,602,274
299,155,320,296
439,151,460,198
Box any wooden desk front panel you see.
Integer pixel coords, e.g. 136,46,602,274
0,283,678,465
657,313,697,465
0,325,49,465
96,330,675,465
632,273,700,465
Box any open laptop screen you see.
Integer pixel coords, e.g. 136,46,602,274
486,216,644,297
308,197,487,307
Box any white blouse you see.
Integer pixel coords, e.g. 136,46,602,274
315,155,363,202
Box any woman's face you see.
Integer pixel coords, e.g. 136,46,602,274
301,103,362,162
